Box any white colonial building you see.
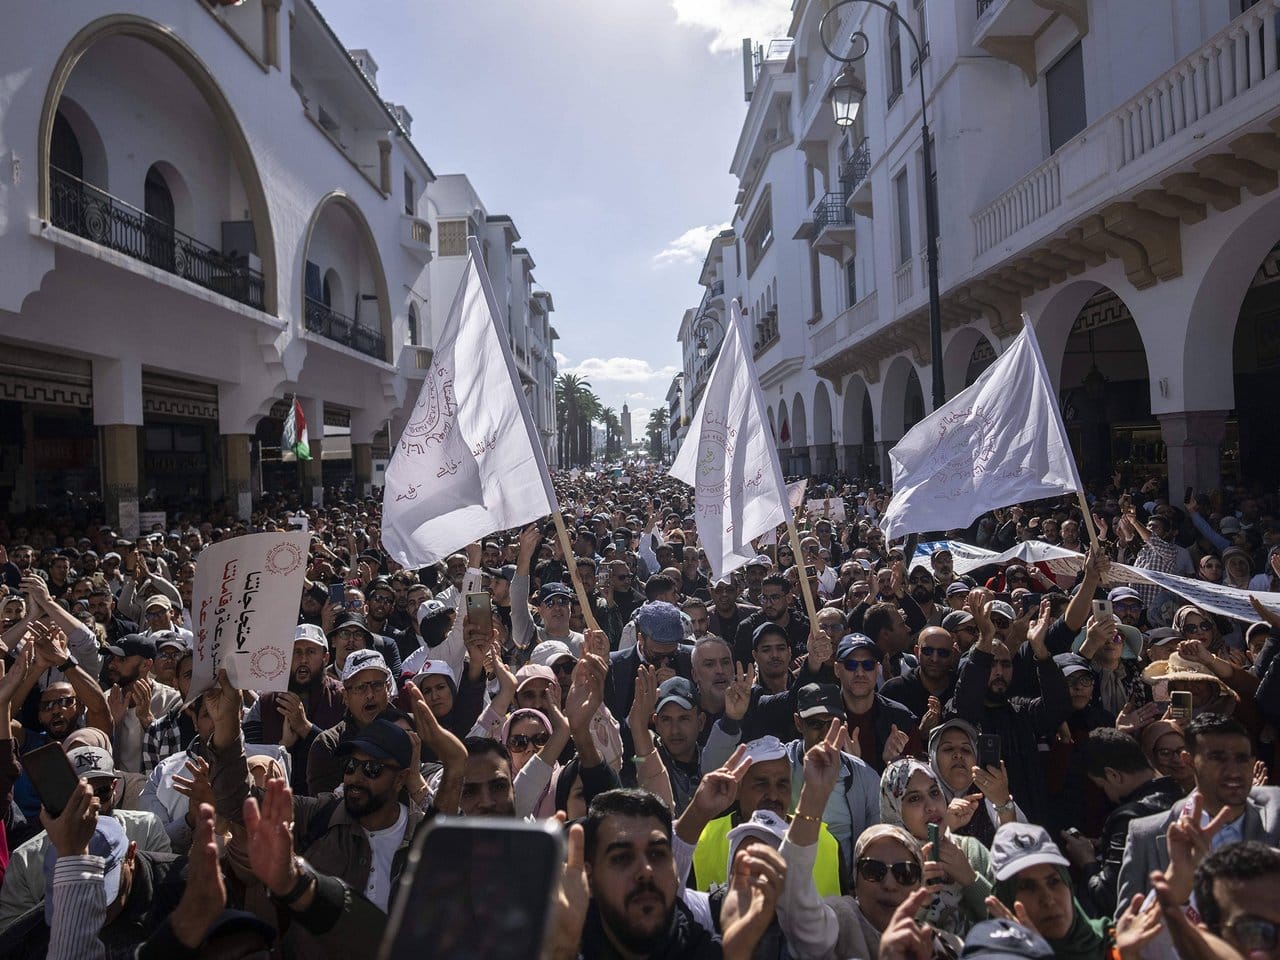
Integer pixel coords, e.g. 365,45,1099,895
680,0,1280,498
0,0,559,531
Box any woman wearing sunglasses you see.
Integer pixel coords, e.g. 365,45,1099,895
879,758,994,937
496,706,569,818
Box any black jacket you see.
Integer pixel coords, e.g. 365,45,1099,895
731,610,810,669
881,667,957,721
1080,775,1184,918
606,644,694,719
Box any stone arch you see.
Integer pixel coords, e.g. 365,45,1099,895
880,355,924,442
301,192,394,362
812,381,835,475
840,374,874,477
942,326,998,396
50,95,108,188
791,392,810,476
37,14,278,313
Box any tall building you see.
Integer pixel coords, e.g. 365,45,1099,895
621,403,633,448
0,0,562,528
679,0,1280,496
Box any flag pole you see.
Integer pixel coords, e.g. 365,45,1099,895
1020,315,1101,550
549,510,602,634
784,518,821,626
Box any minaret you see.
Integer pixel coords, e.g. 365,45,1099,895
622,404,633,448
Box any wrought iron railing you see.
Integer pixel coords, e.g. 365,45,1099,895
710,279,724,296
976,0,996,17
839,138,872,192
304,296,386,361
813,192,852,229
49,166,264,311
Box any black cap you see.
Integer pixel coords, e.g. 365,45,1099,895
797,683,843,719
835,633,879,660
487,564,517,583
335,718,413,769
960,919,1054,959
752,622,789,648
104,634,158,660
327,612,374,642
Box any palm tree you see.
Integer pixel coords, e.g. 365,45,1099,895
647,407,669,460
577,390,602,466
555,373,591,467
601,406,619,460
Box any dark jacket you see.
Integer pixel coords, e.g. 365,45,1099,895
606,644,693,719
709,603,760,654
1080,775,1184,918
243,675,348,794
731,610,810,669
948,646,1072,826
881,667,957,721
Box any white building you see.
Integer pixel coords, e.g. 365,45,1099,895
680,0,1280,497
0,0,559,530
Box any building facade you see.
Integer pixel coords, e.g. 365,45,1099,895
0,0,559,531
679,0,1280,498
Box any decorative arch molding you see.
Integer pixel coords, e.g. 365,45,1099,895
37,14,279,314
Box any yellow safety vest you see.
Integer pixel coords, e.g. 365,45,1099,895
692,814,842,896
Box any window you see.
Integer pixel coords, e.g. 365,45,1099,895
894,171,912,266
809,249,822,317
910,0,929,75
745,194,774,276
403,171,415,215
845,259,858,308
438,219,467,257
1046,42,1087,153
887,9,904,104
407,304,419,345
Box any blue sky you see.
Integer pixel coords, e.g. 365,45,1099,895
319,0,792,430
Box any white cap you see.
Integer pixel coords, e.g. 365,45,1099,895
725,809,788,877
741,735,787,765
339,649,392,683
294,624,329,649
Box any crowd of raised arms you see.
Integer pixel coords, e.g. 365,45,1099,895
0,465,1279,960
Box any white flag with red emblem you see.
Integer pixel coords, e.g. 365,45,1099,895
382,237,556,568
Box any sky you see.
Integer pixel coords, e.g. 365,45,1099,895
319,0,792,435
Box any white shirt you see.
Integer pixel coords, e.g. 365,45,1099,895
364,803,409,911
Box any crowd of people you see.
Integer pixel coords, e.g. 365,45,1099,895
0,466,1279,959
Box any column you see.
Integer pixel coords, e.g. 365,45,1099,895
1159,410,1228,499
876,442,894,486
298,396,324,508
93,359,143,536
808,445,822,476
352,442,373,497
223,434,253,520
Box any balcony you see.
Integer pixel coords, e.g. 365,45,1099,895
304,296,386,361
399,214,432,260
710,279,725,297
974,1,1086,85
49,167,265,311
399,344,435,378
812,192,856,258
840,137,874,217
753,311,780,358
811,291,881,380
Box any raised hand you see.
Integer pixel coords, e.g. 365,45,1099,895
971,760,1010,808
924,830,977,886
628,665,659,735
882,723,909,766
806,629,833,671
0,644,35,706
690,744,753,819
801,718,844,803
40,780,98,857
944,793,982,831
920,695,943,735
173,756,215,824
879,887,936,960
723,662,757,723
243,778,299,896
720,845,786,960
565,654,607,731
548,823,589,960
168,802,228,948
984,895,1039,936
1113,893,1162,960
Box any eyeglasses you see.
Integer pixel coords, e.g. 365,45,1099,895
39,696,76,711
841,658,878,673
857,857,922,886
990,616,1012,629
1184,620,1213,634
551,660,576,676
507,731,551,751
1153,746,1183,762
648,651,677,668
542,596,571,608
919,647,952,659
344,679,390,697
1221,918,1278,951
341,756,395,779
802,717,835,732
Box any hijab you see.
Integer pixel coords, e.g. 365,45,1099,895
994,866,1109,960
927,720,997,848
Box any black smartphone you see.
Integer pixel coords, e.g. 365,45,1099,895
380,818,564,960
328,582,345,606
977,733,1002,771
24,742,81,817
1020,592,1042,614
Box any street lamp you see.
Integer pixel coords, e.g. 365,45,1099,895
820,0,945,410
694,312,724,359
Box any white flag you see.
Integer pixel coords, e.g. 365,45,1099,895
382,237,556,568
670,300,789,579
786,479,808,510
879,320,1081,541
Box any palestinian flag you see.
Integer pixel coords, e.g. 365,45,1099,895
282,398,311,461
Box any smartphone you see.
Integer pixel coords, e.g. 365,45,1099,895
328,582,345,606
1091,599,1114,621
977,733,1002,771
1184,486,1194,504
24,742,81,817
1020,592,1042,614
927,822,939,858
380,818,564,960
1170,690,1194,722
465,592,492,635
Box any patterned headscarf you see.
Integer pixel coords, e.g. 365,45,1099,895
880,758,937,829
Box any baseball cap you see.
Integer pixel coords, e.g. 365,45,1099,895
741,735,787,765
988,600,1017,623
931,547,954,559
745,555,772,570
152,630,188,653
635,601,684,645
328,612,375,643
941,610,975,632
1219,516,1242,534
1053,653,1092,679
946,581,970,597
989,823,1070,881
102,552,121,563
339,648,392,684
143,594,173,612
960,919,1054,960
44,815,128,924
417,599,451,624
529,640,577,669
334,718,413,769
515,664,557,691
104,634,158,660
67,745,116,781
656,676,697,713
294,623,329,649
796,683,843,719
835,633,879,660
1107,586,1142,604
539,583,574,603
751,622,789,649
725,809,788,876
1146,627,1181,647
412,659,458,687
488,564,517,583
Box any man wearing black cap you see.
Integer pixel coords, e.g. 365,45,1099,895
512,525,585,654
732,573,810,670
830,634,919,773
364,577,412,659
104,634,182,774
326,610,402,681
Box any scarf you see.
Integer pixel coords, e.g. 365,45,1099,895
577,896,719,960
927,721,997,848
994,869,1110,960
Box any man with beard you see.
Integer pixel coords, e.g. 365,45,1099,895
689,637,734,738
707,577,758,655
741,555,770,607
907,568,944,627
881,626,958,732
307,648,398,795
732,574,809,670
751,623,793,696
242,625,345,792
679,547,712,602
104,634,182,774
87,586,136,645
949,600,1071,827
363,577,412,659
602,560,646,649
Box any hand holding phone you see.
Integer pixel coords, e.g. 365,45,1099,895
1170,690,1194,723
23,742,81,818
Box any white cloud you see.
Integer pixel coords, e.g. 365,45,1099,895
624,391,653,401
554,352,569,368
564,357,680,383
670,0,792,54
654,222,732,267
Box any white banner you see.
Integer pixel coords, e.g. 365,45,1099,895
381,237,557,568
787,479,808,510
805,498,847,522
188,531,310,703
880,322,1081,540
670,300,789,580
1114,563,1280,623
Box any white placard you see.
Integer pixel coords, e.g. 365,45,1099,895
805,498,847,521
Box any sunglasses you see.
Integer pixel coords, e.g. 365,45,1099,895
1222,918,1278,951
919,647,952,659
551,660,576,676
1183,620,1214,634
841,658,878,673
542,596,571,607
341,756,395,779
857,857,922,885
648,651,678,668
508,731,551,751
39,696,76,711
